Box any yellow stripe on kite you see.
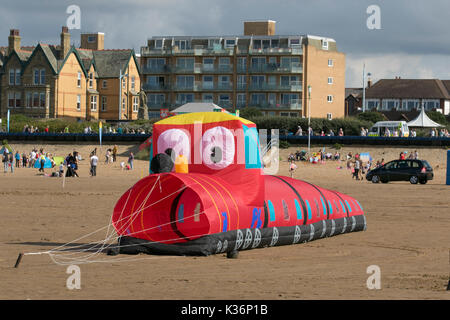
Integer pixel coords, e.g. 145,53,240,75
155,112,254,126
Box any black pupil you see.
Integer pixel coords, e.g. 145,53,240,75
211,147,222,163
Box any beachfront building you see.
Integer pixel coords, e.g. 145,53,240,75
140,20,345,118
360,78,450,121
0,27,141,121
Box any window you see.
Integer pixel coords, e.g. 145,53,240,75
237,75,246,90
422,99,440,110
237,94,246,107
77,72,82,87
289,38,301,47
122,97,126,110
251,75,265,88
237,57,247,72
40,92,46,108
155,39,163,49
281,93,299,106
131,76,135,90
225,39,236,48
101,96,107,111
176,75,194,89
381,99,400,110
15,92,21,108
34,69,40,85
40,69,45,84
208,38,220,48
327,95,333,103
366,99,380,110
88,35,96,43
174,39,190,50
147,58,166,70
219,94,230,104
328,59,334,67
202,93,214,102
33,93,39,107
89,73,93,88
328,77,333,84
102,80,107,89
251,57,266,69
177,93,194,104
271,39,279,48
122,77,126,89
203,58,214,71
26,92,32,108
176,57,194,70
15,69,21,85
77,95,81,110
9,69,15,85
253,39,262,49
327,113,333,120
8,92,14,108
219,57,230,71
202,76,214,89
148,94,165,106
322,40,329,50
268,93,276,106
401,99,419,111
219,75,230,89
133,97,139,112
90,95,97,111
250,93,266,105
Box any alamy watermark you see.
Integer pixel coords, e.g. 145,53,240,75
66,265,81,290
366,265,381,289
366,5,381,30
66,5,81,30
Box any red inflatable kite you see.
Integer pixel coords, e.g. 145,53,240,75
111,112,366,256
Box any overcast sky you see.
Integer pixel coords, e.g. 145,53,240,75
2,0,450,87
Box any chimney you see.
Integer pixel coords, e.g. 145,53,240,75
60,26,70,60
244,20,276,36
367,78,372,88
8,29,21,55
80,32,105,50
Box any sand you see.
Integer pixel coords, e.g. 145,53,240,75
0,142,448,299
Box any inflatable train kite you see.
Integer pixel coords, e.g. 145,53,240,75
112,112,366,256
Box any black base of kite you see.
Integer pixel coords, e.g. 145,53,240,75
115,215,367,256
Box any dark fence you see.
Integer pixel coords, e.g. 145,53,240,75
279,135,450,147
0,132,449,146
0,132,151,143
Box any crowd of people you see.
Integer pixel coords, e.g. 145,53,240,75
295,126,345,137
2,144,135,177
18,124,148,135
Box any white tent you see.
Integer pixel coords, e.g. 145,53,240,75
171,103,228,114
407,108,444,128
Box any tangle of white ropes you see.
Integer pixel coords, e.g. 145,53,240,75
23,174,215,266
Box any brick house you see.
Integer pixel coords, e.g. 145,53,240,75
0,27,141,120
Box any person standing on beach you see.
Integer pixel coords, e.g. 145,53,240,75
15,151,21,168
112,145,118,162
2,151,8,173
90,152,99,177
39,155,45,173
128,152,134,170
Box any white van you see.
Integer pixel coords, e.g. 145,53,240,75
368,121,410,137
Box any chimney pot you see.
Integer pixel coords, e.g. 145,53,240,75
62,26,69,33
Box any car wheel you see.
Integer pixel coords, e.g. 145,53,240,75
371,175,380,183
410,175,418,184
419,178,427,184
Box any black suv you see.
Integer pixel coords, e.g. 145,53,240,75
366,159,434,184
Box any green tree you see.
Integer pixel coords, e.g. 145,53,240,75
357,111,385,124
239,107,263,119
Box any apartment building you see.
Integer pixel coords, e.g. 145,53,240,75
140,20,345,118
0,27,140,120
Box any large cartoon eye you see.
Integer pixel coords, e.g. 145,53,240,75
157,129,190,163
202,126,235,169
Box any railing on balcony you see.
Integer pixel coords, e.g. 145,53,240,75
142,83,171,91
248,81,303,91
247,63,303,73
249,47,303,55
142,65,171,74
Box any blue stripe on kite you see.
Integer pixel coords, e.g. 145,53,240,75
294,199,302,220
345,200,352,213
305,199,312,220
320,197,327,216
356,200,363,211
339,200,346,214
268,200,276,222
178,204,184,223
327,200,333,215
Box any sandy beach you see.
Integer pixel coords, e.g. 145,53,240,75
0,142,448,299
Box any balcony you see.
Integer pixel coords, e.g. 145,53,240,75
248,81,303,92
141,48,172,56
247,63,303,74
142,65,171,74
143,83,171,91
195,63,234,73
248,101,302,110
249,47,303,55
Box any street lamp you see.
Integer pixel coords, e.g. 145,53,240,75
307,85,311,154
362,64,371,113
